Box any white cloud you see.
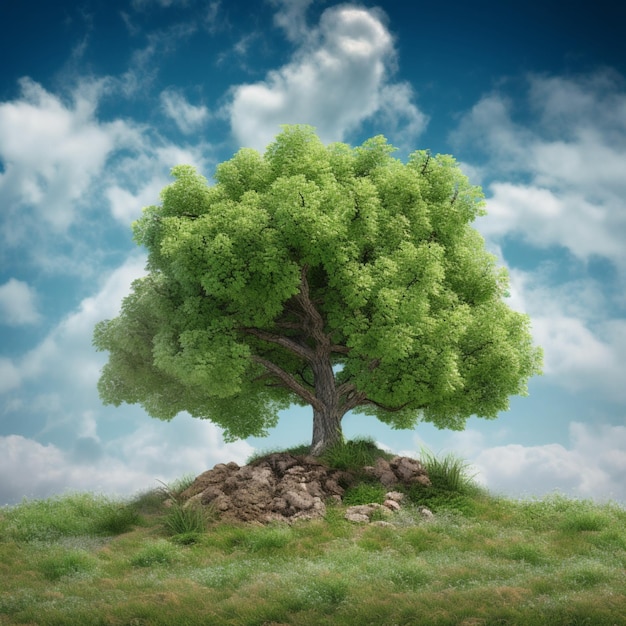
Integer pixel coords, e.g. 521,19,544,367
0,279,40,326
0,358,21,394
204,1,225,34
452,71,626,269
374,82,428,149
0,254,255,505
105,142,212,224
0,421,253,505
1,255,147,397
470,422,626,503
0,78,139,236
269,0,315,42
532,316,613,379
160,88,210,134
479,183,624,262
110,414,254,480
106,178,166,224
228,5,427,151
504,268,626,401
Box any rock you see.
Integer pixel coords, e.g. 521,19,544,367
178,452,431,525
418,506,434,520
363,457,398,487
385,491,405,503
363,456,430,488
383,499,401,511
179,452,352,524
389,456,431,486
345,503,391,523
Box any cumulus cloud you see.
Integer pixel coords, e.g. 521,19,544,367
0,255,147,401
0,279,40,326
105,142,213,224
0,254,255,505
0,78,139,237
469,422,626,503
452,70,626,270
228,5,427,151
504,268,626,402
160,88,210,134
0,256,148,452
0,419,253,505
0,358,21,394
269,0,315,42
480,183,624,262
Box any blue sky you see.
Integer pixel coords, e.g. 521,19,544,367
1,0,625,506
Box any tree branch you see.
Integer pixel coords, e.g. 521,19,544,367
361,398,421,413
342,392,368,414
294,265,331,353
242,327,315,362
251,355,322,411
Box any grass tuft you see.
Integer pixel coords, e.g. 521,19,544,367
163,501,213,536
38,549,97,581
155,479,217,538
321,436,393,471
0,493,139,542
342,482,387,506
129,540,179,567
420,449,479,494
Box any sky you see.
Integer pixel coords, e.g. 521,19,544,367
1,0,625,507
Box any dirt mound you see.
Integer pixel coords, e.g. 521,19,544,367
179,452,430,524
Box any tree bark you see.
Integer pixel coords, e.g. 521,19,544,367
309,355,343,456
311,404,343,456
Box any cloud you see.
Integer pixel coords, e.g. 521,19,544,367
469,422,626,503
0,279,41,326
269,0,315,42
227,5,427,151
106,142,213,224
0,253,255,505
204,1,226,34
117,22,198,97
1,255,147,400
160,88,210,134
504,268,626,402
479,183,624,262
0,78,138,237
0,420,253,506
106,179,166,224
0,358,21,394
452,70,626,270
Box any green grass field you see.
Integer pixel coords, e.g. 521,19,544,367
1,443,625,625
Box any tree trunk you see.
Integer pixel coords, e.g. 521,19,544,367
309,355,343,456
311,405,343,456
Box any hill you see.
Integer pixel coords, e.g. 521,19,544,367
1,440,625,625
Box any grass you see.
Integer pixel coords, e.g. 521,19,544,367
1,445,625,625
155,479,218,543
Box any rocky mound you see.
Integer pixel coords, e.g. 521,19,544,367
179,452,431,524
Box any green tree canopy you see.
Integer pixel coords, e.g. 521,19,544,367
93,125,542,455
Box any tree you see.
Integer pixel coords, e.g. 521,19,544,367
93,125,542,455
